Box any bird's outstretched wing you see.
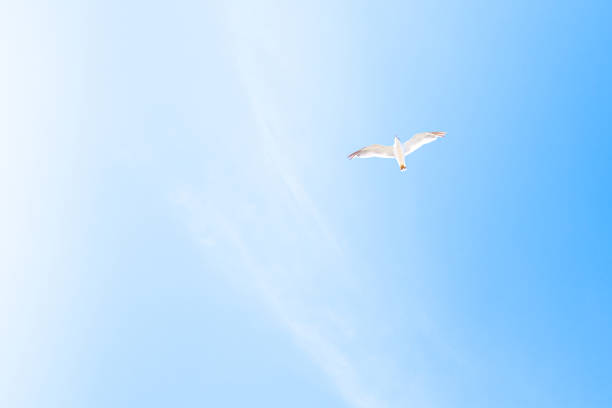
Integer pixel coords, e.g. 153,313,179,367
347,144,394,160
403,132,445,156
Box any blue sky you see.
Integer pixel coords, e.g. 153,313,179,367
2,1,611,407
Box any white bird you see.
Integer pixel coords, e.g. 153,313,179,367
347,132,446,171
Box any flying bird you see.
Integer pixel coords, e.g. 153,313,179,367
347,132,446,171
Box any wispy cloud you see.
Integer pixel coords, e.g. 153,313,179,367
171,3,405,406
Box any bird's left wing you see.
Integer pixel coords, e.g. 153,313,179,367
403,132,445,156
347,144,394,159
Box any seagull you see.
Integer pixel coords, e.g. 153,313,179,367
347,132,446,171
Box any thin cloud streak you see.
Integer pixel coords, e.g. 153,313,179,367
174,3,397,406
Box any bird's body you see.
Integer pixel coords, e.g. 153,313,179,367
348,132,446,171
393,136,406,171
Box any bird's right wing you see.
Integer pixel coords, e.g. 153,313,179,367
347,144,394,159
403,132,446,156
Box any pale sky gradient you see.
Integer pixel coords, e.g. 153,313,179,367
2,1,611,407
